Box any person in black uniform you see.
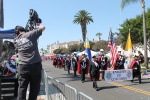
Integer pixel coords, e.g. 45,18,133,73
89,55,100,91
57,56,62,68
116,50,125,70
65,56,71,74
80,53,87,83
72,53,78,77
138,51,144,63
130,54,142,84
99,55,108,80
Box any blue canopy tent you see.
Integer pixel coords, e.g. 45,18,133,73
0,27,15,39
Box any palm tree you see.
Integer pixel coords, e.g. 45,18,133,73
0,0,4,56
40,48,44,56
96,32,102,41
73,10,93,42
121,0,148,68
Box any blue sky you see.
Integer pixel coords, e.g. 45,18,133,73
3,0,150,49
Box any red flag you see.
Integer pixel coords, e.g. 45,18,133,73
107,29,117,70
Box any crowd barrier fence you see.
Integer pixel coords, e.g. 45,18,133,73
41,69,94,100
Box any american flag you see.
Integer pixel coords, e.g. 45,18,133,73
107,29,117,69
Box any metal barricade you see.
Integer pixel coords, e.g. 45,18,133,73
42,69,93,100
78,92,93,100
48,77,66,100
41,69,45,86
65,84,78,100
57,81,66,100
47,76,56,100
44,70,50,100
41,69,51,100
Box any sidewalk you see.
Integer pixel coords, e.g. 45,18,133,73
26,83,60,100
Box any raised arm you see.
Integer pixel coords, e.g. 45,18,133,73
38,25,45,32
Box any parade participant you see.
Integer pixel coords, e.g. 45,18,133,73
138,51,144,63
80,53,87,83
89,55,100,91
116,49,125,70
14,25,45,100
85,54,90,74
52,55,57,68
77,55,82,74
130,53,142,84
98,49,108,80
61,56,65,68
57,56,62,68
65,56,71,74
72,53,78,77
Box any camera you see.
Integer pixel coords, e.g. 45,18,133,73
25,9,42,32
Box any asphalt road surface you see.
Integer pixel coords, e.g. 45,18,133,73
42,60,150,100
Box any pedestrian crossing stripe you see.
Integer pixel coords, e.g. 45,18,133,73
110,82,150,96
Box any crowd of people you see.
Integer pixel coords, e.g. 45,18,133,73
52,49,145,91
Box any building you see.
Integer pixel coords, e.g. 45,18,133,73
48,41,80,54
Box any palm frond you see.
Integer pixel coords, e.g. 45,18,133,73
73,10,93,25
121,0,139,10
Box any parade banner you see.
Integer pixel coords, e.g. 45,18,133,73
105,69,133,82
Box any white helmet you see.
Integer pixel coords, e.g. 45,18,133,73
117,48,122,52
82,52,88,56
100,49,104,52
134,52,139,57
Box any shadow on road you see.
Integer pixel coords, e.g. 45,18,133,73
99,86,119,90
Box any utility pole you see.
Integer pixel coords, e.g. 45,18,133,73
141,0,148,68
0,0,4,99
0,0,4,56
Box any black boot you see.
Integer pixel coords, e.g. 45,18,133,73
95,88,99,91
93,83,95,88
95,85,99,91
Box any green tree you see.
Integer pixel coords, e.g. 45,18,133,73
114,37,122,46
121,0,148,67
89,41,95,50
40,48,44,56
61,48,70,54
78,42,85,51
119,8,150,50
96,32,102,41
53,49,62,54
73,10,93,42
44,50,48,55
119,16,143,44
92,40,109,52
69,44,78,53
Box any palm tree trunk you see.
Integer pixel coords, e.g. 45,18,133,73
80,22,87,42
98,36,100,41
0,0,4,56
141,0,148,68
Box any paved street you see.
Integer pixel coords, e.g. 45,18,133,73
42,60,150,100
